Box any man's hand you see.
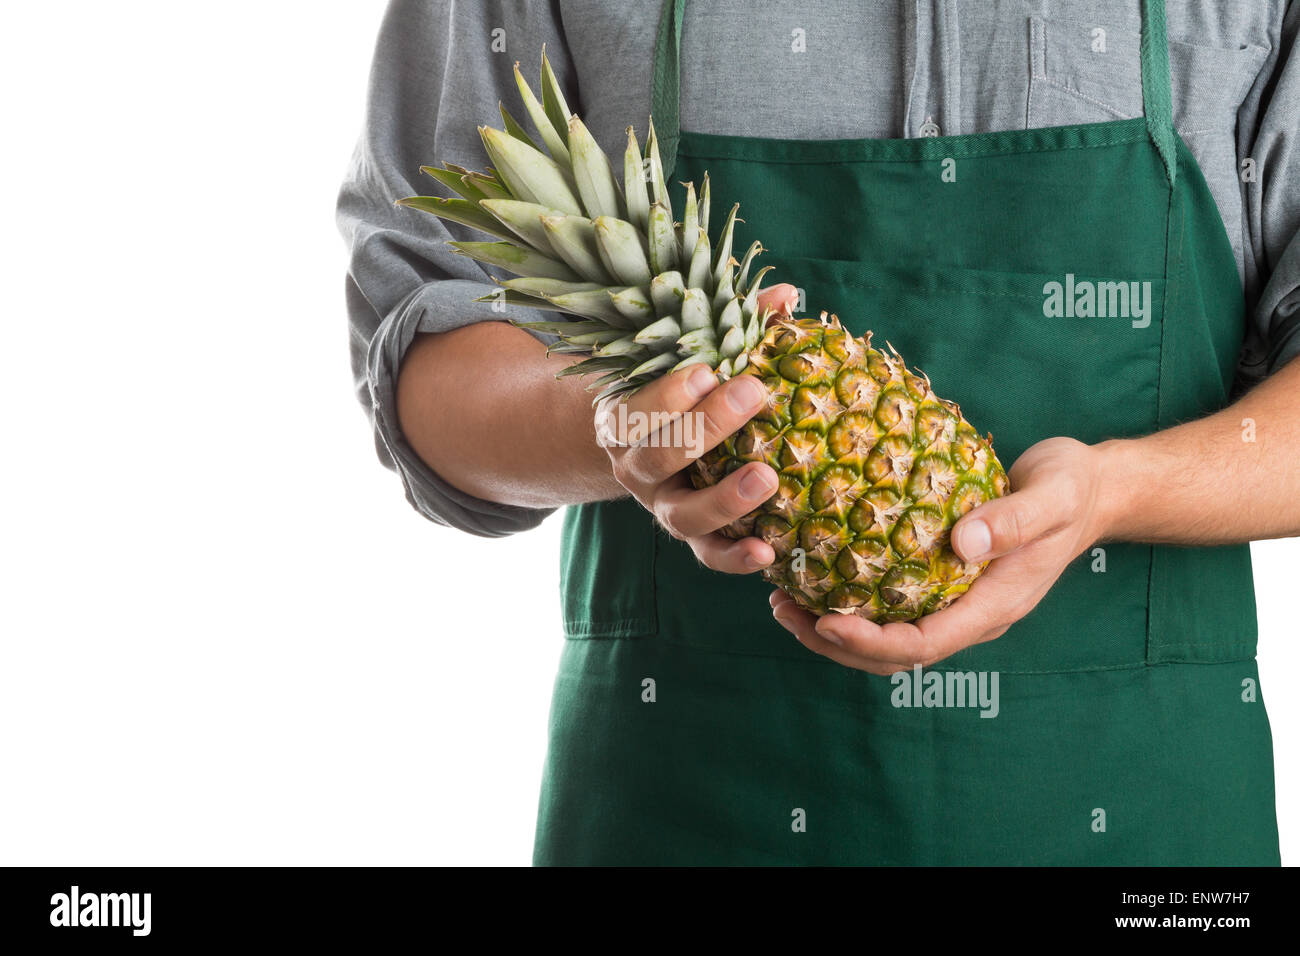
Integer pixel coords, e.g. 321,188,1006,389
770,437,1111,673
598,284,799,574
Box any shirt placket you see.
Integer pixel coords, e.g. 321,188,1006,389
906,0,961,137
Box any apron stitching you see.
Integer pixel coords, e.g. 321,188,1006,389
649,507,661,632
565,620,656,637
615,636,1257,674
676,133,1150,166
1158,643,1257,650
1147,179,1190,665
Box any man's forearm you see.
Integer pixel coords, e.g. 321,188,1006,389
396,321,624,509
1095,357,1300,545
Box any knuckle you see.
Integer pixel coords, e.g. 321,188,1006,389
692,404,730,450
655,507,685,540
702,503,733,535
691,490,736,537
718,479,753,521
667,375,696,410
1003,504,1035,548
1055,465,1084,500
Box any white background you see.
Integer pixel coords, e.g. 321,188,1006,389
1,1,1295,866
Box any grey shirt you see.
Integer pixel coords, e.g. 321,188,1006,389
337,0,1300,536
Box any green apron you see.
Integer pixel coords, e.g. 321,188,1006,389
534,0,1280,865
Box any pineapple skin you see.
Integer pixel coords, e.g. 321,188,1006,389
692,313,1010,623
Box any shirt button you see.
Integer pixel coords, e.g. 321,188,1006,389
919,116,941,137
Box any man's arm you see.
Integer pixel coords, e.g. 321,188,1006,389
396,322,622,510
337,0,580,536
1093,356,1300,546
397,289,800,574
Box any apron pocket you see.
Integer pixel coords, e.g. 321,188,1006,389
1148,543,1259,663
559,499,658,639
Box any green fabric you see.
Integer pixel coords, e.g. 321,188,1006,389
1140,0,1178,187
537,0,1278,864
559,499,656,639
535,644,1276,865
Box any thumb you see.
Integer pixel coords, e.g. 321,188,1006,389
951,487,1063,563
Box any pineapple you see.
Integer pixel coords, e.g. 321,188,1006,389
399,54,1009,622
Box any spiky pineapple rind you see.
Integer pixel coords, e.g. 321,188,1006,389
692,313,1009,623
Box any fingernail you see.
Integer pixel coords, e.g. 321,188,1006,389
745,551,770,570
816,619,844,646
739,466,775,501
685,365,716,401
958,519,991,561
725,376,766,414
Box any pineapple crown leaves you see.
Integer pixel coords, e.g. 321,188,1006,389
395,51,774,403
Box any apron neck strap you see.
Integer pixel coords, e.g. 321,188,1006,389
651,0,1177,186
650,0,686,180
1140,0,1177,186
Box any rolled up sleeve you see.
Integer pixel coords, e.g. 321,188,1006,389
1241,2,1300,380
337,0,571,536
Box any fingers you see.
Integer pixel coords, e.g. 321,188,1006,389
616,375,769,485
613,364,719,443
654,462,778,538
596,362,777,572
952,483,1072,563
756,282,799,320
653,464,779,573
770,593,908,676
688,533,775,574
813,602,990,670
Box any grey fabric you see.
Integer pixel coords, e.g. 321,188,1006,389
338,0,1300,536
